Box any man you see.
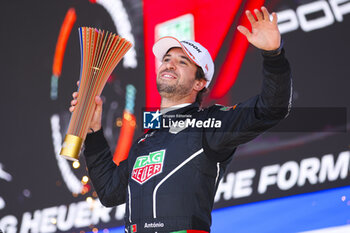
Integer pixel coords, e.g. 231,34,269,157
70,7,291,233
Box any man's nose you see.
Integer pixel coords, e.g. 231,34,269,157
165,60,176,70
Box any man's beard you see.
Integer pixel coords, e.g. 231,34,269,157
156,78,193,98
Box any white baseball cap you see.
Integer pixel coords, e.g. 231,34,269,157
152,36,214,88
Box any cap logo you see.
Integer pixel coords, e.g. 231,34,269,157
182,46,197,61
182,41,202,53
205,64,209,71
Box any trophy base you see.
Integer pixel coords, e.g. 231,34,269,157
60,134,83,161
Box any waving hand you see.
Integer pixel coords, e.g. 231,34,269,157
237,7,281,51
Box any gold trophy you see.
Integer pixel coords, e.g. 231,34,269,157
60,27,132,161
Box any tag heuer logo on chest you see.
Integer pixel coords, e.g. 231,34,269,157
131,150,165,184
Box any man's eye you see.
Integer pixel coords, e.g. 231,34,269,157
163,58,170,62
180,61,187,65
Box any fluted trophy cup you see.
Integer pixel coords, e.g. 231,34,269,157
60,27,132,161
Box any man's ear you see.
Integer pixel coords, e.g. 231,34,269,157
193,79,207,92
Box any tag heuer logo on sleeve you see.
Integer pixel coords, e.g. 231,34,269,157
131,150,165,184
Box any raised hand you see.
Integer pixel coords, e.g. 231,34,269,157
69,81,103,133
237,6,281,51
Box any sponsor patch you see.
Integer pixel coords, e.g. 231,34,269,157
138,131,156,143
220,105,237,111
131,150,165,184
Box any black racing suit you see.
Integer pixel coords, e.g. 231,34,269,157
83,49,292,233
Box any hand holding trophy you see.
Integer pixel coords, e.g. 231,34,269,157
60,27,132,161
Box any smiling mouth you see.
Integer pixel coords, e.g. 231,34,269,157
160,71,177,80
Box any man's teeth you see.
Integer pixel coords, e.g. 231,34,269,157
163,74,175,79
